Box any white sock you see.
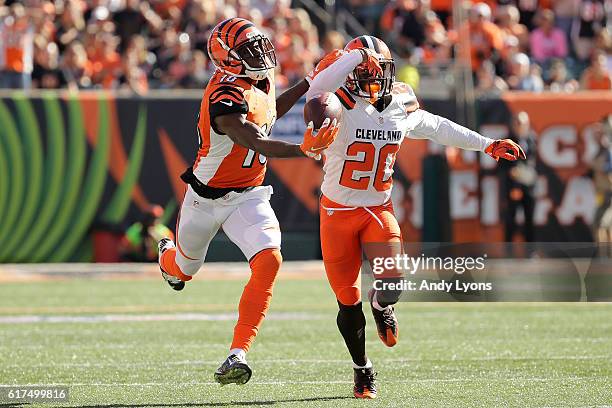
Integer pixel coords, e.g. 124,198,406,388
371,291,386,311
353,359,373,369
229,348,246,360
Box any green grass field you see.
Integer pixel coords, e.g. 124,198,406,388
0,272,611,408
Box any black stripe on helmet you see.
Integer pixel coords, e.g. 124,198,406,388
225,18,244,45
232,23,256,45
216,18,232,42
371,37,381,53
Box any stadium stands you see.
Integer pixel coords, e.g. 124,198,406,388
0,0,609,93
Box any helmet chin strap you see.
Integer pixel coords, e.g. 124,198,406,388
245,68,271,81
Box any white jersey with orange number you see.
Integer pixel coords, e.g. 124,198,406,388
306,49,494,207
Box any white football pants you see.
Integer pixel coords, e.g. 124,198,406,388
174,185,281,276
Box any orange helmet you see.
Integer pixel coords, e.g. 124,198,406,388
344,35,395,100
207,18,276,81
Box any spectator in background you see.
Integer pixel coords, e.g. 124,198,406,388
112,0,163,50
287,8,319,58
573,0,608,62
321,30,346,55
507,52,544,91
178,49,210,88
183,0,217,52
501,111,537,243
515,0,540,31
89,32,122,88
31,39,65,89
497,34,520,78
280,34,314,84
31,1,56,44
546,58,578,92
463,3,503,72
380,0,417,47
594,28,612,70
268,17,292,69
396,46,420,90
126,35,155,78
151,25,179,85
430,0,451,27
0,3,34,89
475,59,508,96
398,0,429,49
553,0,580,40
270,0,294,23
580,50,612,90
530,9,568,65
495,5,529,52
56,0,85,53
60,41,93,90
118,47,148,94
592,115,612,248
119,205,174,262
164,32,192,88
421,10,451,65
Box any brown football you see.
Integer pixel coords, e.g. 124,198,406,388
303,92,343,130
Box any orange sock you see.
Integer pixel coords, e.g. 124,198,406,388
160,248,193,281
231,248,282,352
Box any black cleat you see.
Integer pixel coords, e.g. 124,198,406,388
353,367,377,399
368,289,398,347
158,238,185,291
214,354,252,386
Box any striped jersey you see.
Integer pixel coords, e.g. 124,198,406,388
194,69,276,188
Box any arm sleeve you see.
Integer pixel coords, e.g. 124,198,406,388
407,110,494,151
306,50,363,100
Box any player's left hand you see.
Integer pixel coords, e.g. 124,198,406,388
300,118,340,160
485,139,526,162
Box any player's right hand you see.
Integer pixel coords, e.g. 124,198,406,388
300,118,339,160
358,48,384,78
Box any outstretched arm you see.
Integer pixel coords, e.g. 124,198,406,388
406,110,526,161
215,113,339,159
407,110,493,151
215,113,305,158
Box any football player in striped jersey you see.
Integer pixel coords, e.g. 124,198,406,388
158,17,338,385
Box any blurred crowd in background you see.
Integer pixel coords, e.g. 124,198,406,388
0,0,609,93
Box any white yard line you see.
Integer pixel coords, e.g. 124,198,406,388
1,356,611,370
0,312,325,324
0,377,607,387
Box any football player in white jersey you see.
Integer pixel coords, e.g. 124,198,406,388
305,35,525,399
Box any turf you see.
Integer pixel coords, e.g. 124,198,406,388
0,276,610,408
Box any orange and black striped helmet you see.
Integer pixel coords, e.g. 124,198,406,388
344,35,395,100
207,18,276,80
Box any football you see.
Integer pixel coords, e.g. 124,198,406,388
303,92,343,130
